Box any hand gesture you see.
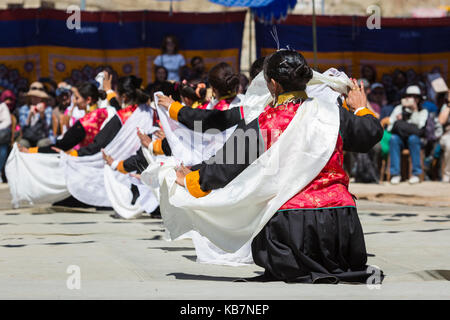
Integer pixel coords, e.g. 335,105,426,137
154,130,165,140
156,94,174,110
51,146,63,153
137,128,152,148
175,164,192,187
102,148,114,166
103,70,113,92
18,144,29,153
346,78,367,112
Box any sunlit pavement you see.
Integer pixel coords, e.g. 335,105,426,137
0,183,449,299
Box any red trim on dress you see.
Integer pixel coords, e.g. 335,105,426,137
78,108,109,147
117,104,138,124
257,101,354,210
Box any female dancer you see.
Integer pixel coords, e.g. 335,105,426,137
160,50,383,283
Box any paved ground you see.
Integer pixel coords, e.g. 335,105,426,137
0,183,449,299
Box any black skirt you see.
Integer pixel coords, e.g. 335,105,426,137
251,206,380,284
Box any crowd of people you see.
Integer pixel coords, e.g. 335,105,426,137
2,61,449,184
1,40,449,283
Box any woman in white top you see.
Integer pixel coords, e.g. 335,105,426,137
154,35,186,82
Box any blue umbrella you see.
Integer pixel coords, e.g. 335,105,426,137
209,0,298,23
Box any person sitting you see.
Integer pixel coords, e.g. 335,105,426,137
18,83,113,154
387,85,429,184
17,82,53,148
190,56,208,83
145,66,174,98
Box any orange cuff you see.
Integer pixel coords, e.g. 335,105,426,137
116,160,128,174
152,139,164,155
106,90,117,102
355,107,376,117
169,101,184,121
185,170,211,198
66,149,78,157
342,99,350,111
28,147,39,153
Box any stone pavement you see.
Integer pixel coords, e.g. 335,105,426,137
0,183,449,299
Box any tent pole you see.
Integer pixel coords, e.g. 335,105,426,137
312,0,318,70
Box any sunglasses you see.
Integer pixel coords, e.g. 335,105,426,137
30,86,45,91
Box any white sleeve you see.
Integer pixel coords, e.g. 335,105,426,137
0,104,11,130
179,54,186,67
387,105,402,132
154,55,162,66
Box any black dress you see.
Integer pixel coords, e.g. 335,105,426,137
182,98,384,284
251,207,378,283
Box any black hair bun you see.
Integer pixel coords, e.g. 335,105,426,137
225,74,240,90
98,90,107,100
290,64,313,83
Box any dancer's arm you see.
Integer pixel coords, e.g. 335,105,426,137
104,148,149,174
339,107,383,153
29,120,86,153
76,115,122,156
158,95,243,132
177,119,264,198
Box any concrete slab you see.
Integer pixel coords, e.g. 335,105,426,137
0,184,449,299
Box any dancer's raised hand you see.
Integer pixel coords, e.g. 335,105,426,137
154,130,165,140
103,70,113,92
18,144,29,153
51,146,62,153
156,94,174,110
101,148,114,166
137,128,152,148
175,164,192,187
346,78,367,112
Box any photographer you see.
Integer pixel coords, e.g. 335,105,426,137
387,85,428,184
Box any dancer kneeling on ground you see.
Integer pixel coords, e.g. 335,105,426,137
159,50,384,284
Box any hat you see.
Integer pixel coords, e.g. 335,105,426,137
26,89,49,99
55,87,71,97
29,81,44,91
431,77,448,93
26,81,48,99
1,89,16,102
370,82,384,90
406,85,421,96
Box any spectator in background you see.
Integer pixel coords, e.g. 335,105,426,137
1,90,16,114
17,82,52,148
391,69,408,104
387,85,428,185
358,78,379,118
52,85,72,138
381,73,397,105
439,92,450,182
190,56,208,83
405,69,418,86
369,83,394,119
361,65,377,84
154,35,186,82
145,66,174,98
